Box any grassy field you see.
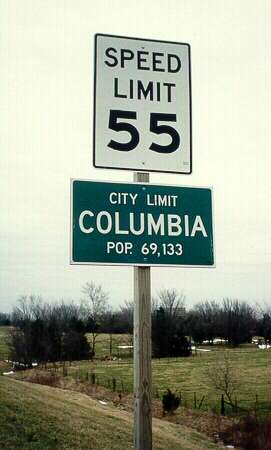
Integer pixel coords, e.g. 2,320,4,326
67,344,271,415
0,326,11,360
1,327,271,415
87,332,134,358
0,376,225,450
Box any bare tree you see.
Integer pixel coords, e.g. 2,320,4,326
12,295,32,323
52,301,80,330
221,298,256,346
255,303,271,344
192,300,221,344
151,296,159,313
80,281,109,354
9,295,93,366
11,295,46,325
157,288,186,320
206,351,239,408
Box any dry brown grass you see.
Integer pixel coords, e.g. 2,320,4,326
221,415,271,450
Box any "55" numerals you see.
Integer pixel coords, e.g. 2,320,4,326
108,110,181,153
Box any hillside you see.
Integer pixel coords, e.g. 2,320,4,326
0,376,225,450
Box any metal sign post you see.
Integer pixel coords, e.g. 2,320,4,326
133,171,152,450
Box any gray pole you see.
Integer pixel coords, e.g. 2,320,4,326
133,171,152,450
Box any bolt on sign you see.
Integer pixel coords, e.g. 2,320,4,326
93,34,192,174
71,180,214,266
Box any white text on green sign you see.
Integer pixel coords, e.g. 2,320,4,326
71,180,214,267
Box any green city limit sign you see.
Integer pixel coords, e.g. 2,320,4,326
71,180,214,267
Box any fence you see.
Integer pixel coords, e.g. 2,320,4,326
45,363,263,417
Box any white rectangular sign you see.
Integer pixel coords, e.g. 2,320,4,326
93,34,192,174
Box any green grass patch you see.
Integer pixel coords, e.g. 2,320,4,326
0,376,224,450
67,344,271,415
2,327,271,417
86,332,133,358
0,326,11,360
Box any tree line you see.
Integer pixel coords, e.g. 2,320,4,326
1,282,271,366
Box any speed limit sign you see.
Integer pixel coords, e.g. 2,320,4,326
93,34,192,174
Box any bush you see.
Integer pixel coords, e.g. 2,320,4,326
162,389,181,415
9,316,93,365
62,331,93,362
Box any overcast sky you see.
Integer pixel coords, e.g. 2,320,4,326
1,0,271,312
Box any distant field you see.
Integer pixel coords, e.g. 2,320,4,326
0,376,224,450
68,344,271,415
86,332,133,358
0,326,11,360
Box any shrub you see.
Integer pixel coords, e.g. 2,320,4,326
62,330,93,362
162,389,181,415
